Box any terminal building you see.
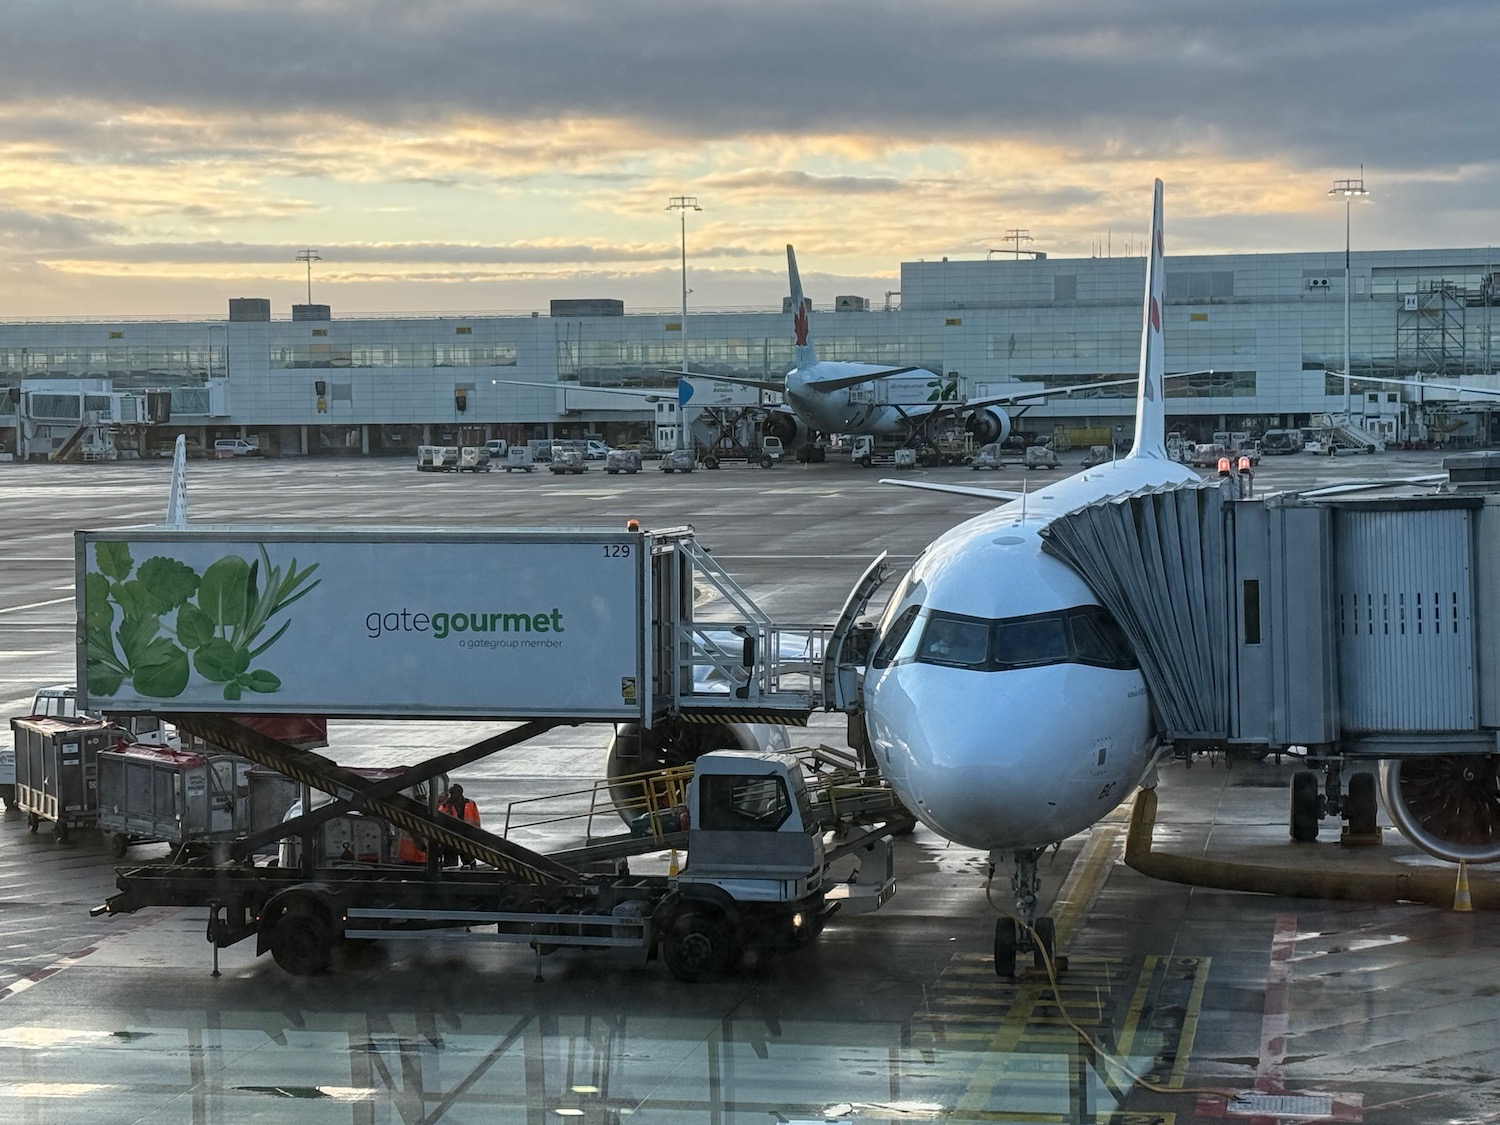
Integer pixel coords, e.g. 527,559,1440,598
2,245,1498,459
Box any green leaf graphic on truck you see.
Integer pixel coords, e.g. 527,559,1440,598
86,543,320,701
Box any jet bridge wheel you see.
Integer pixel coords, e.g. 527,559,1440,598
1290,770,1321,842
1380,755,1500,863
606,719,761,824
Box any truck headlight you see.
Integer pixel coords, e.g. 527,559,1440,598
791,912,804,930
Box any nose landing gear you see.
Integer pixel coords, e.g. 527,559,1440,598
991,848,1065,978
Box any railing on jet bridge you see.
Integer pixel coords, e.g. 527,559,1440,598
668,536,832,715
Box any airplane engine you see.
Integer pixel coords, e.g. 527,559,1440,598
1380,755,1500,863
605,718,779,823
762,411,807,449
964,407,1010,446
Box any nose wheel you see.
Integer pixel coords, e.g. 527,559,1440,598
992,848,1064,978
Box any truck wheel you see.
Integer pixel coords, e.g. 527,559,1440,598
110,833,129,859
27,812,39,834
759,455,774,469
663,912,732,982
269,905,334,975
858,456,873,468
54,822,69,845
703,456,719,470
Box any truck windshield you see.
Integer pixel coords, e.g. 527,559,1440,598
698,774,793,832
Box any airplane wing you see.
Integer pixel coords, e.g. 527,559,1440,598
493,378,679,402
1295,473,1449,499
655,366,925,393
800,367,925,392
658,370,786,392
961,369,1213,413
1332,372,1500,399
877,478,1022,502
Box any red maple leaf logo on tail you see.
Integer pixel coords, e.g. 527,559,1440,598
794,304,809,346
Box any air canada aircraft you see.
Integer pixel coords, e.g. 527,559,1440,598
859,179,1199,975
673,245,1174,459
498,246,1179,460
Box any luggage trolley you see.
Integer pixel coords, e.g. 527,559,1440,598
9,716,116,843
97,743,252,860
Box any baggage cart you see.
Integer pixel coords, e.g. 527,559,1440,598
9,716,117,842
97,744,252,859
458,446,492,472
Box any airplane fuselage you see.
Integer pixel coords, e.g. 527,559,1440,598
863,456,1200,851
783,363,926,437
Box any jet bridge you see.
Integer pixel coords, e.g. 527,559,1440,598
1038,467,1500,863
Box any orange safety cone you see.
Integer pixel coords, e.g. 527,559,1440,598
1454,860,1473,912
668,849,680,878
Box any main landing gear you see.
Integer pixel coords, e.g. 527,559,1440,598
991,848,1063,978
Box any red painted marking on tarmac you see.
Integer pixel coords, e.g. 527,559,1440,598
1196,913,1364,1122
0,907,182,1002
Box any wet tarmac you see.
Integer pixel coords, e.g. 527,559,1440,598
1,449,1494,1123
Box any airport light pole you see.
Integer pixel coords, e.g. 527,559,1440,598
296,248,322,305
1328,173,1369,421
666,196,701,452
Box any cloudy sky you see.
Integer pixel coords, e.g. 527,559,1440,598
1,0,1496,317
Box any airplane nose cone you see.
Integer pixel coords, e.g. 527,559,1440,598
865,663,1153,851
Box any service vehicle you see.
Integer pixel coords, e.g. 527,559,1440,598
1023,444,1060,470
1260,428,1305,455
605,448,642,474
458,446,492,472
213,439,259,458
1186,442,1226,468
548,449,588,474
483,438,509,459
97,742,900,982
1081,444,1115,468
659,449,696,473
702,436,782,470
416,445,460,471
971,443,1006,470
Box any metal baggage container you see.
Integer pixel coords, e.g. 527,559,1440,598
97,744,251,859
9,716,116,842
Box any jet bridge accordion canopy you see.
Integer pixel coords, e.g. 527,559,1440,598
1039,481,1235,742
1040,481,1500,754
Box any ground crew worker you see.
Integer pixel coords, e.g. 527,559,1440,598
438,784,481,866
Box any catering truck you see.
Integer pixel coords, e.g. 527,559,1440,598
96,738,900,981
80,524,906,979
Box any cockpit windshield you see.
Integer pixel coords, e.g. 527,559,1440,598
894,605,1137,672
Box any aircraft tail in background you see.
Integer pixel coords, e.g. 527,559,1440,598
787,245,817,371
1128,179,1169,460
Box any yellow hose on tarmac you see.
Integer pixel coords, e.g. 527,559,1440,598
1123,788,1497,910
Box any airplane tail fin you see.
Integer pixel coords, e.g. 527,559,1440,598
787,245,817,370
165,434,188,527
1128,179,1168,460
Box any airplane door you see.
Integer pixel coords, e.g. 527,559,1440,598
822,552,891,711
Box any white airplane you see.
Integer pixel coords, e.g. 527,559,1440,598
682,245,1176,459
859,179,1199,975
496,246,1181,460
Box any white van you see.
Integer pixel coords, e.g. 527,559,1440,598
214,438,259,458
